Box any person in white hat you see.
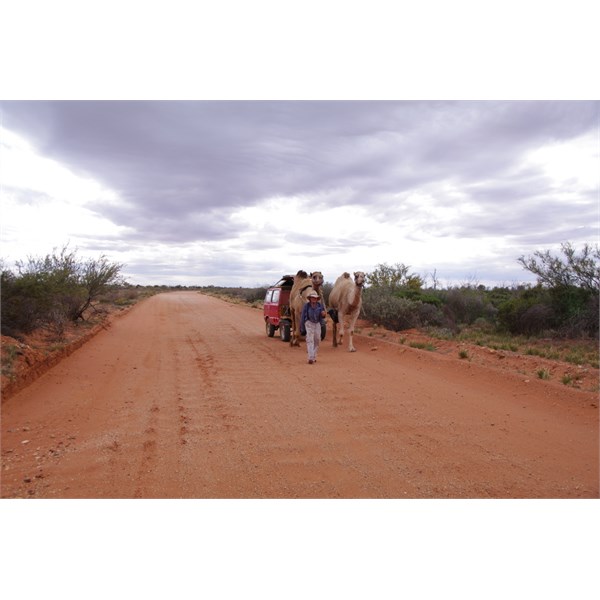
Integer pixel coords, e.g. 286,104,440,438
300,291,326,364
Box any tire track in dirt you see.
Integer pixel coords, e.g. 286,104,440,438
131,294,205,498
183,327,251,495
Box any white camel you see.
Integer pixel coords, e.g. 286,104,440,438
289,270,325,347
328,271,365,352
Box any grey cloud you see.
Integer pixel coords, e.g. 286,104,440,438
437,195,597,244
464,172,552,205
103,204,244,244
2,100,598,286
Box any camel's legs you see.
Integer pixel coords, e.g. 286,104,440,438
347,313,358,352
290,308,300,347
348,332,355,352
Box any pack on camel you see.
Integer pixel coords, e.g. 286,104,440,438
328,271,365,352
289,270,325,347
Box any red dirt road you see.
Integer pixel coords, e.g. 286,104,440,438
1,292,598,498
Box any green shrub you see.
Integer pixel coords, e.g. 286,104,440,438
516,242,599,338
243,287,269,304
410,341,437,351
1,247,123,337
362,287,421,331
394,288,443,307
439,287,498,327
416,302,445,327
562,374,573,386
497,282,598,338
497,286,554,335
556,289,599,337
1,268,56,335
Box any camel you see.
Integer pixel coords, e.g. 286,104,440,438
328,271,365,352
289,270,325,347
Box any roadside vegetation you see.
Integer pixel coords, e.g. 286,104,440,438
2,242,598,377
1,246,137,342
200,285,267,308
360,243,598,338
358,243,599,370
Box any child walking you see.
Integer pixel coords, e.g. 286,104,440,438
301,292,326,364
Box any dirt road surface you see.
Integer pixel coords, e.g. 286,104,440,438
1,292,598,498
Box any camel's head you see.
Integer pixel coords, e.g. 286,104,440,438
310,271,324,290
354,271,366,287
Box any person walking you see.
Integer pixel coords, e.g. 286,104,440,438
300,292,326,364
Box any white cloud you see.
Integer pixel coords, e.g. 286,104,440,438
1,127,109,205
524,131,599,189
1,126,128,262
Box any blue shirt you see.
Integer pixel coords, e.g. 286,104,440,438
301,301,324,324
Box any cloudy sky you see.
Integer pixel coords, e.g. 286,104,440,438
1,100,597,288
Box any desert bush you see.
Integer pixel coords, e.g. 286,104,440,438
242,287,269,304
394,288,443,307
497,286,554,335
362,287,421,331
558,291,599,337
201,285,268,305
44,307,69,341
363,263,443,330
497,280,598,338
416,302,445,327
518,242,600,291
485,286,518,309
537,369,551,380
516,242,599,338
471,317,496,333
548,285,598,337
0,266,69,335
99,287,141,304
1,246,124,337
519,303,556,335
1,268,43,335
438,287,498,327
366,263,413,290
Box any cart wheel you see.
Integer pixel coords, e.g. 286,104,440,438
266,321,276,337
280,322,291,342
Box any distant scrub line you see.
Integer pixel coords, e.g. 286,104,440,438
203,244,599,341
2,242,598,342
